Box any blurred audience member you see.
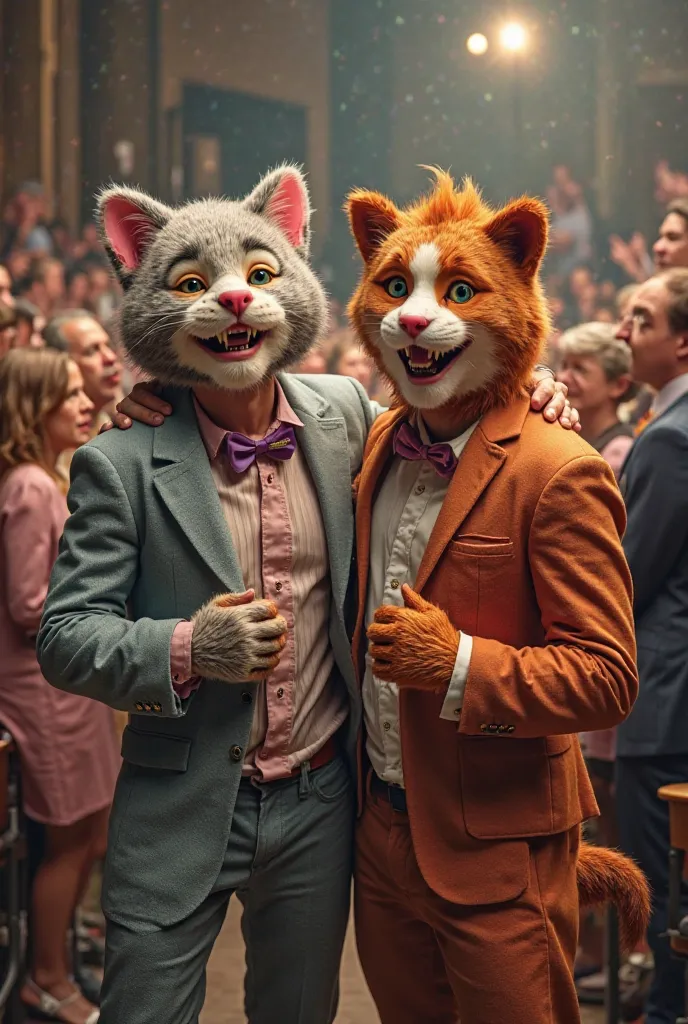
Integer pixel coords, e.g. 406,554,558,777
1,182,53,257
296,348,328,374
0,302,18,358
43,311,122,430
0,263,15,308
328,334,375,394
71,223,108,268
548,174,593,280
557,322,636,478
616,268,688,1024
14,299,45,349
5,250,31,284
15,258,66,318
0,347,118,1024
653,199,688,271
66,266,90,308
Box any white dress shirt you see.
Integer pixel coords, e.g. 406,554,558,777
363,415,478,786
651,372,688,417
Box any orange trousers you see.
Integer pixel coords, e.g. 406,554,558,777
354,789,582,1024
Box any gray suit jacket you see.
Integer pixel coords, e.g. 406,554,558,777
617,391,688,758
37,373,376,928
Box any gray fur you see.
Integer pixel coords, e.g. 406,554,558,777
191,596,287,683
96,165,326,390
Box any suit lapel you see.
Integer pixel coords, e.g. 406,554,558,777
415,397,529,592
152,389,244,594
279,375,355,615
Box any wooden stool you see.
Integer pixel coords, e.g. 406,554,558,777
658,782,688,1022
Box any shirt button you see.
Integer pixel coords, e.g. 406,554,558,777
383,721,391,731
453,708,461,717
266,473,274,484
241,691,252,704
229,745,243,762
390,579,400,590
276,687,284,699
415,484,426,495
275,581,283,592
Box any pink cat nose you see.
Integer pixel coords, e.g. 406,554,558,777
217,289,254,317
399,315,432,338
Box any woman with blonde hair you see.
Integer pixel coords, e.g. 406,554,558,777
0,348,120,1024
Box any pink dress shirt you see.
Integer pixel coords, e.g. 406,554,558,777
170,384,348,781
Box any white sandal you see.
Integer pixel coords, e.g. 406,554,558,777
23,977,99,1023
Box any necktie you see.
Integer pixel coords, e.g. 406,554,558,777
633,410,655,437
225,423,297,474
393,421,457,478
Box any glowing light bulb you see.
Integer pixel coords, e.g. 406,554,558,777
466,33,489,56
500,22,527,53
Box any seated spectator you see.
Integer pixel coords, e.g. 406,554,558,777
549,179,593,280
13,299,45,349
327,333,375,395
295,348,328,374
0,302,18,358
654,198,688,271
15,258,66,318
0,347,119,1024
557,322,636,477
65,266,90,308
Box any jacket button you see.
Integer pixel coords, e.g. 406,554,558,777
507,725,515,733
488,724,499,733
390,579,400,590
480,724,488,732
497,725,507,733
153,703,162,713
144,702,152,712
241,692,252,705
230,745,243,762
135,702,144,712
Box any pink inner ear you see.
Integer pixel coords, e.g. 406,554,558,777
265,173,307,248
103,197,157,270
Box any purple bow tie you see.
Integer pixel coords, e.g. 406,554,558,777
393,421,457,478
225,423,297,474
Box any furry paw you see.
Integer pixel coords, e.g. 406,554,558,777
191,590,287,683
367,585,459,692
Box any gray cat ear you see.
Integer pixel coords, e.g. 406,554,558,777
242,165,312,256
96,186,173,285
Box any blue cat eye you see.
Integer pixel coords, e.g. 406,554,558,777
248,267,274,286
448,281,474,304
384,276,409,299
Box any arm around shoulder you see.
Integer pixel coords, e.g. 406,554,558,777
37,444,187,716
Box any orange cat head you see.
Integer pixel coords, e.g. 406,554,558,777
346,170,550,420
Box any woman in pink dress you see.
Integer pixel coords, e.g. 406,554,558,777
0,348,120,1024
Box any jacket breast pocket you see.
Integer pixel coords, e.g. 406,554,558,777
121,725,192,773
459,734,579,839
442,536,516,636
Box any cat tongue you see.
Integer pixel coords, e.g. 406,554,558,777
408,345,431,362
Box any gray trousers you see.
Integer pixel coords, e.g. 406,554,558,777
99,756,354,1024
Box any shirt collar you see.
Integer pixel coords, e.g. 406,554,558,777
651,372,688,418
414,411,480,456
193,380,304,461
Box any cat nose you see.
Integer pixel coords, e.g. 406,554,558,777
217,289,254,318
399,315,432,339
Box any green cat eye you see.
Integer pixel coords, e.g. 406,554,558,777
176,276,206,294
448,281,474,304
384,276,409,299
248,267,274,286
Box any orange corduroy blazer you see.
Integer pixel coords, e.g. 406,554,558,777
353,395,638,907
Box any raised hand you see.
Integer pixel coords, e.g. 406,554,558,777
367,584,459,693
191,590,288,683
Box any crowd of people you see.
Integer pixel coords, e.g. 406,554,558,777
0,165,687,1023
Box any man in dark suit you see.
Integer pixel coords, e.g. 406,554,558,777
617,267,688,1024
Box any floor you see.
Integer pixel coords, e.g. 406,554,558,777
200,902,607,1023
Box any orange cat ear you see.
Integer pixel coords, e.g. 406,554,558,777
346,189,401,263
484,198,549,279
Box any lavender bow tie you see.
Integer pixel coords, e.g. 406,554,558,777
225,423,297,474
393,421,457,478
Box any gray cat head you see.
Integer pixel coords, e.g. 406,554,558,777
97,165,327,391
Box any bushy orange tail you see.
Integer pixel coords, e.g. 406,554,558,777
577,843,651,951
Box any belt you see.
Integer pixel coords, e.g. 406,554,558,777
370,770,408,813
289,733,338,777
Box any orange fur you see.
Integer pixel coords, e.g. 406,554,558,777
577,842,651,951
368,585,458,691
346,169,551,424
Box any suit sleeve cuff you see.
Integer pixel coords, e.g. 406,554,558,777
440,632,473,722
170,620,201,699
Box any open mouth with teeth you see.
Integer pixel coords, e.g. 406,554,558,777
398,341,472,384
193,325,266,361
